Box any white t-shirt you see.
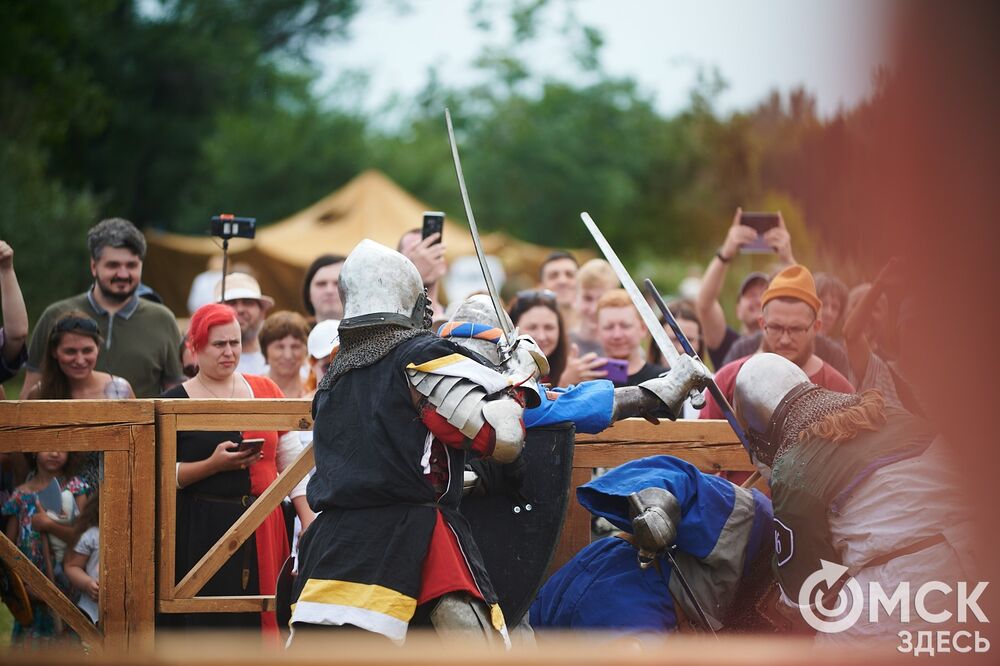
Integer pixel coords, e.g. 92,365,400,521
237,351,268,376
72,526,100,623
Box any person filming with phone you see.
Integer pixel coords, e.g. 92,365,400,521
161,303,313,636
595,289,665,387
399,213,448,319
696,207,796,369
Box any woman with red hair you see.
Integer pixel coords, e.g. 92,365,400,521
161,303,314,636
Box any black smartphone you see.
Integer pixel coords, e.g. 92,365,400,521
236,437,265,454
739,212,780,253
422,211,444,244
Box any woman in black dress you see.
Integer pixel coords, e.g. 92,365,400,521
162,303,312,636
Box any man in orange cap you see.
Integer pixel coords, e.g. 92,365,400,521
700,264,854,421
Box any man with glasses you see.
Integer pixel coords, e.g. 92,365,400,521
700,264,853,422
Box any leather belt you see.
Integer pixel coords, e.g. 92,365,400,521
859,533,947,572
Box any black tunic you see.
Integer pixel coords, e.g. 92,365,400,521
291,335,499,638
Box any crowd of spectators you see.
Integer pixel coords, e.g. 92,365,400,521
0,208,919,645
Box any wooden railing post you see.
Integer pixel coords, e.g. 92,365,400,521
128,423,157,651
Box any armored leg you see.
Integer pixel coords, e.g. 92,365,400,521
429,592,498,646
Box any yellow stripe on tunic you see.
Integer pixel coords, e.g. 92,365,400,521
294,579,417,622
406,353,469,373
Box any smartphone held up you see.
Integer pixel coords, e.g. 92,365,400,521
739,212,779,254
422,211,445,244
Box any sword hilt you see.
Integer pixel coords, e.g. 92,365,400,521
687,388,706,410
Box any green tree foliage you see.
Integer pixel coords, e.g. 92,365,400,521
2,0,892,321
0,0,360,319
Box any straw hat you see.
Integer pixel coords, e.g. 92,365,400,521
213,272,275,309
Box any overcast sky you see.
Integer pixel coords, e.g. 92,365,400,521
313,0,892,119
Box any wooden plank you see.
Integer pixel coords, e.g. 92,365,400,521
157,398,311,415
0,400,152,427
575,418,741,445
173,444,315,599
158,595,277,614
175,414,314,431
0,531,104,649
573,442,753,472
157,413,178,602
100,450,131,653
548,467,592,576
0,426,134,452
128,424,157,651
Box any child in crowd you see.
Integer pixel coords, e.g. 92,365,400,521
1,452,91,644
65,491,100,625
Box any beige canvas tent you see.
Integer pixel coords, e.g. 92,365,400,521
145,169,581,315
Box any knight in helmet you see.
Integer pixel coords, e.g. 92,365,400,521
288,240,544,646
441,296,777,637
732,353,978,644
529,455,776,636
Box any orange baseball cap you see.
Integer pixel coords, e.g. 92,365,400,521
761,264,822,315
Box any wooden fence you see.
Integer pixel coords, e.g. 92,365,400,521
0,399,749,651
0,401,156,653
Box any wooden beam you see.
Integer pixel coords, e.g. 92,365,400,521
157,595,276,614
173,444,314,599
575,418,741,445
548,467,593,575
0,531,104,649
175,414,314,431
157,413,178,602
0,426,135,452
101,450,131,653
0,400,152,427
157,398,312,415
573,442,753,472
128,424,157,651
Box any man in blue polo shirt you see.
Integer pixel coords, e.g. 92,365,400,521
24,218,183,398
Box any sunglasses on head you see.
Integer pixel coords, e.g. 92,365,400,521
515,289,557,302
54,316,99,335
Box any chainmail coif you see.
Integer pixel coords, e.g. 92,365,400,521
773,388,863,465
318,326,434,391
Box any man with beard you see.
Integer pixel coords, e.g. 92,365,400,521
25,218,184,398
213,272,273,374
700,264,853,421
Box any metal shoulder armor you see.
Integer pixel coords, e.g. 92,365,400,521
406,352,526,462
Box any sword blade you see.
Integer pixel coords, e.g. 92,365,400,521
579,212,681,368
644,279,750,449
445,108,513,350
664,548,720,639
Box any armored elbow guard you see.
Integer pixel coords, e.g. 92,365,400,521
481,398,525,463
